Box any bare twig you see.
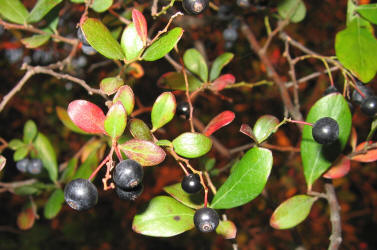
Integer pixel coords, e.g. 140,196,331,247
285,66,340,88
325,183,342,250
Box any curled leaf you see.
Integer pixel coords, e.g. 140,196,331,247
323,155,351,179
351,141,377,162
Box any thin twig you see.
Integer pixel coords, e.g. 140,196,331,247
325,183,342,250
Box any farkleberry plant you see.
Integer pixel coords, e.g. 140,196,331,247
1,0,377,249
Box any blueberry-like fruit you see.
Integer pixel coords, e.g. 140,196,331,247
113,159,143,189
181,174,202,193
115,184,144,201
352,80,373,105
223,27,238,42
182,0,209,15
16,158,29,173
77,28,89,45
361,95,377,117
64,178,98,211
177,101,190,118
312,117,339,144
194,207,219,233
81,44,97,55
27,159,43,175
324,85,338,96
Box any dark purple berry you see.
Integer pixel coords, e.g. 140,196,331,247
113,159,143,189
64,178,98,211
81,44,97,55
181,174,202,193
324,85,338,96
194,207,219,233
182,0,209,15
115,184,143,201
177,102,190,118
312,117,339,144
361,95,377,117
27,159,43,175
352,80,373,105
16,158,29,173
223,27,238,42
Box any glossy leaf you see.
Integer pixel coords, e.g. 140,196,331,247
113,86,135,115
301,94,352,190
351,141,377,162
270,195,317,229
104,102,127,138
211,147,273,209
209,74,235,92
323,155,351,179
27,0,62,23
143,27,183,61
73,151,98,179
17,205,35,230
56,106,88,134
253,115,279,144
157,72,203,92
23,120,38,144
210,52,234,81
129,119,153,141
81,18,125,60
183,48,208,82
172,133,212,158
203,111,235,136
216,220,237,239
119,139,166,166
91,0,113,13
0,0,29,24
34,132,58,182
240,123,257,142
121,23,144,61
163,183,203,209
0,155,6,172
277,0,306,23
151,92,176,132
356,4,377,25
132,9,148,45
67,100,106,134
8,139,24,150
132,196,195,237
13,145,29,161
21,34,51,49
44,189,64,219
60,158,78,182
156,140,172,147
100,77,124,95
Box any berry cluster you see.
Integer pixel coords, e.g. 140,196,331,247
16,158,43,175
351,80,377,117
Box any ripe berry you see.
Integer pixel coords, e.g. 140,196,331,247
81,44,97,55
64,178,98,211
352,80,373,105
194,207,219,233
182,0,209,15
312,117,339,145
177,101,190,118
16,158,29,173
323,85,338,96
27,159,43,175
223,27,238,42
113,159,143,189
115,184,144,201
361,95,377,117
181,174,202,193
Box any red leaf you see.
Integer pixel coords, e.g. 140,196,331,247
351,141,377,162
67,100,105,134
240,123,256,141
132,9,147,45
350,126,357,151
203,111,235,136
323,155,351,179
210,74,235,92
17,207,35,230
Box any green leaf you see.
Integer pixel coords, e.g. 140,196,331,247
172,132,212,158
21,34,51,49
44,189,64,219
91,0,113,13
132,196,195,237
104,102,127,138
163,183,203,209
70,0,85,3
119,139,166,166
270,195,318,229
56,106,88,134
121,23,144,61
151,92,176,132
143,28,183,61
23,120,38,144
367,117,377,140
73,151,98,179
81,18,125,60
210,52,234,81
27,0,62,23
60,158,78,182
356,4,377,25
0,0,29,24
156,139,172,147
183,48,208,82
113,85,135,115
34,132,58,182
277,0,306,23
211,147,273,209
8,139,25,150
100,77,124,95
216,220,237,239
129,119,153,141
14,182,47,196
301,94,352,190
13,145,29,161
253,115,279,144
335,19,377,83
157,72,203,92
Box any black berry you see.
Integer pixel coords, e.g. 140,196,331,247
113,159,143,189
352,80,373,104
115,184,143,201
177,101,190,118
182,0,209,15
223,27,238,42
312,117,339,144
16,158,29,173
64,178,98,211
181,174,202,193
81,44,97,55
324,85,338,96
361,95,377,117
77,28,89,45
194,207,219,233
27,159,43,175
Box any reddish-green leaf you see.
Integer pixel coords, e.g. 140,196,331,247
113,86,135,115
253,115,279,144
163,183,203,209
209,74,235,92
17,206,35,230
203,111,235,136
351,141,377,162
132,9,147,45
56,106,88,134
216,220,237,239
323,155,351,179
0,0,29,24
151,92,176,132
270,195,317,229
172,132,212,158
210,52,234,81
0,155,6,172
104,102,127,138
44,189,64,219
67,100,106,134
157,72,203,92
100,77,124,95
129,119,153,141
119,139,166,166
240,123,257,142
121,23,144,61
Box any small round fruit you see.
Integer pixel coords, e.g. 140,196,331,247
323,85,338,96
81,44,97,55
27,159,43,175
361,95,377,117
312,117,339,144
182,0,209,15
77,28,89,45
194,207,220,233
181,174,202,193
115,184,143,201
113,159,143,189
352,81,373,104
223,27,238,42
177,102,190,118
16,158,29,173
64,178,98,211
